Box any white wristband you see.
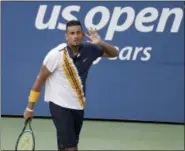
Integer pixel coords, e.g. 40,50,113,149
26,107,34,112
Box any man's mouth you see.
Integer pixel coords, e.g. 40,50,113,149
74,40,79,44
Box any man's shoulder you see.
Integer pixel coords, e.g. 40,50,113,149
46,43,67,57
49,43,67,53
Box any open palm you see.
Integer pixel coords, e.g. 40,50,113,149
85,28,102,44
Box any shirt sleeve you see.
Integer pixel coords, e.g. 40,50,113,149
43,51,59,73
43,43,66,72
87,43,104,59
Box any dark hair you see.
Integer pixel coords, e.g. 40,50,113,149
66,20,83,32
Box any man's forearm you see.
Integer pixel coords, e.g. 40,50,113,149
31,75,46,92
98,40,118,57
26,65,51,112
27,75,46,110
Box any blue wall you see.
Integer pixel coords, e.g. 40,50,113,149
2,1,184,123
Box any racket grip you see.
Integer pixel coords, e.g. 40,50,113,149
25,118,31,125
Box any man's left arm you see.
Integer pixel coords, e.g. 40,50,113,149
97,40,118,58
85,28,118,58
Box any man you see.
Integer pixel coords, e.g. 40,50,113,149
24,20,118,151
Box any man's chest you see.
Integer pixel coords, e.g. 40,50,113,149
72,51,93,74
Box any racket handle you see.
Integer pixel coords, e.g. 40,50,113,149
25,118,32,125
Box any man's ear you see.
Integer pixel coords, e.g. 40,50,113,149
82,32,85,37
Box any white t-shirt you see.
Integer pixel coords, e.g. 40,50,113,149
43,43,86,110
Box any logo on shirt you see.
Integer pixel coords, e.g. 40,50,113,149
77,53,81,58
83,58,88,62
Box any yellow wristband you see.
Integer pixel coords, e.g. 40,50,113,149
28,90,40,103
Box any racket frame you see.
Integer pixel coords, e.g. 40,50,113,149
15,119,35,151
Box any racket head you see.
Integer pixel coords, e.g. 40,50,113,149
15,119,35,151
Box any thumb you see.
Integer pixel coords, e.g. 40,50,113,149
86,40,93,43
85,33,91,39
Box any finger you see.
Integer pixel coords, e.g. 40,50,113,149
27,114,33,120
90,27,96,34
24,111,33,119
88,28,92,35
85,33,90,39
94,28,98,34
90,27,94,34
24,114,29,120
86,40,92,43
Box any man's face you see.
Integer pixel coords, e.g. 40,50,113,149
65,25,84,47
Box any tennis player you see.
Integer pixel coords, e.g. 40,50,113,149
24,20,118,151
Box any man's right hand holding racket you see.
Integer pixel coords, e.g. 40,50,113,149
24,104,34,120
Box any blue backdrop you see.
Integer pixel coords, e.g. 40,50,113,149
2,1,184,123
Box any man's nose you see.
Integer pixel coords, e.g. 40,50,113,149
74,33,78,37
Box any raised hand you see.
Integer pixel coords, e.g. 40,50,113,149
85,28,102,44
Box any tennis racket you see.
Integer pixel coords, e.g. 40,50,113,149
15,118,35,151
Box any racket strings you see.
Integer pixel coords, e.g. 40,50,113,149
17,132,34,150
